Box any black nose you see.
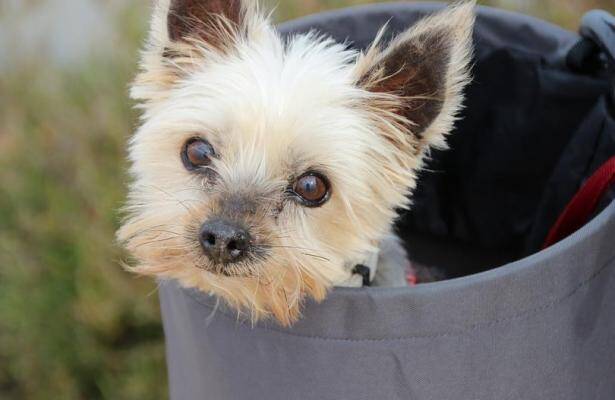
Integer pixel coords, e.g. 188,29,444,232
199,219,251,265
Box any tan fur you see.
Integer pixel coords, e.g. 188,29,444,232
119,0,475,326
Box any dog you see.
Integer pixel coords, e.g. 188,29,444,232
118,0,475,326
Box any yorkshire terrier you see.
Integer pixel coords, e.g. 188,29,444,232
118,0,475,325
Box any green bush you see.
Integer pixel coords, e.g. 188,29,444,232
0,5,167,399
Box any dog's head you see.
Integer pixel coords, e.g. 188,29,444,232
118,0,475,325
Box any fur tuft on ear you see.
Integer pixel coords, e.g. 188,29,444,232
167,0,243,43
131,0,266,104
357,1,475,152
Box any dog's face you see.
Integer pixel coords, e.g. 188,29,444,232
118,0,474,325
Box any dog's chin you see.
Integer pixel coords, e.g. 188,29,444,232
196,264,259,278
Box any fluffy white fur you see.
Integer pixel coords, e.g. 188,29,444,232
118,0,475,325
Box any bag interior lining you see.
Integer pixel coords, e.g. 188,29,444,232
395,44,613,278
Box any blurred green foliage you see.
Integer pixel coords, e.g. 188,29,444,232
0,5,165,399
0,0,613,399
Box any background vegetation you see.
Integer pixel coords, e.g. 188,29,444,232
1,0,613,398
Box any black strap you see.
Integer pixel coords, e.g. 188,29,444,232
352,264,371,287
567,38,603,74
579,10,615,67
568,10,615,110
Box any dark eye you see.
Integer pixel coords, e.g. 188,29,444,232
291,172,331,207
182,138,215,170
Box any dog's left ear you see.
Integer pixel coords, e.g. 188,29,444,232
357,1,475,152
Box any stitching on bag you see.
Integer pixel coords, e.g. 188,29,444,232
184,254,615,342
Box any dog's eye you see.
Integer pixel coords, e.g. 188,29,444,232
291,172,331,207
182,138,215,170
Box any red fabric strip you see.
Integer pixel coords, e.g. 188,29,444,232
543,156,615,248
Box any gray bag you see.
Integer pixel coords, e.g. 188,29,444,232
159,3,615,399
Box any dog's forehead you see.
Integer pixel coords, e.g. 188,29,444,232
173,34,370,168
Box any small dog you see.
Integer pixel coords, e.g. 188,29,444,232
118,0,475,325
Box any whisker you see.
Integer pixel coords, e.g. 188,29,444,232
122,223,185,239
261,244,324,253
146,185,199,216
133,236,182,249
301,253,331,262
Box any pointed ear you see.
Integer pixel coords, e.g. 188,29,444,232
132,0,263,103
357,1,475,151
167,0,243,45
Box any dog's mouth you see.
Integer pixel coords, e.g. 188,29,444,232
194,258,264,278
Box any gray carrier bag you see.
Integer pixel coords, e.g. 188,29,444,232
159,3,615,399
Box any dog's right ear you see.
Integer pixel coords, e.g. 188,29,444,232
132,0,264,103
166,0,243,47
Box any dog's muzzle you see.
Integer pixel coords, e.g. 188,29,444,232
199,218,251,265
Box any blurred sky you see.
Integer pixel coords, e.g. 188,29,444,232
0,0,144,69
